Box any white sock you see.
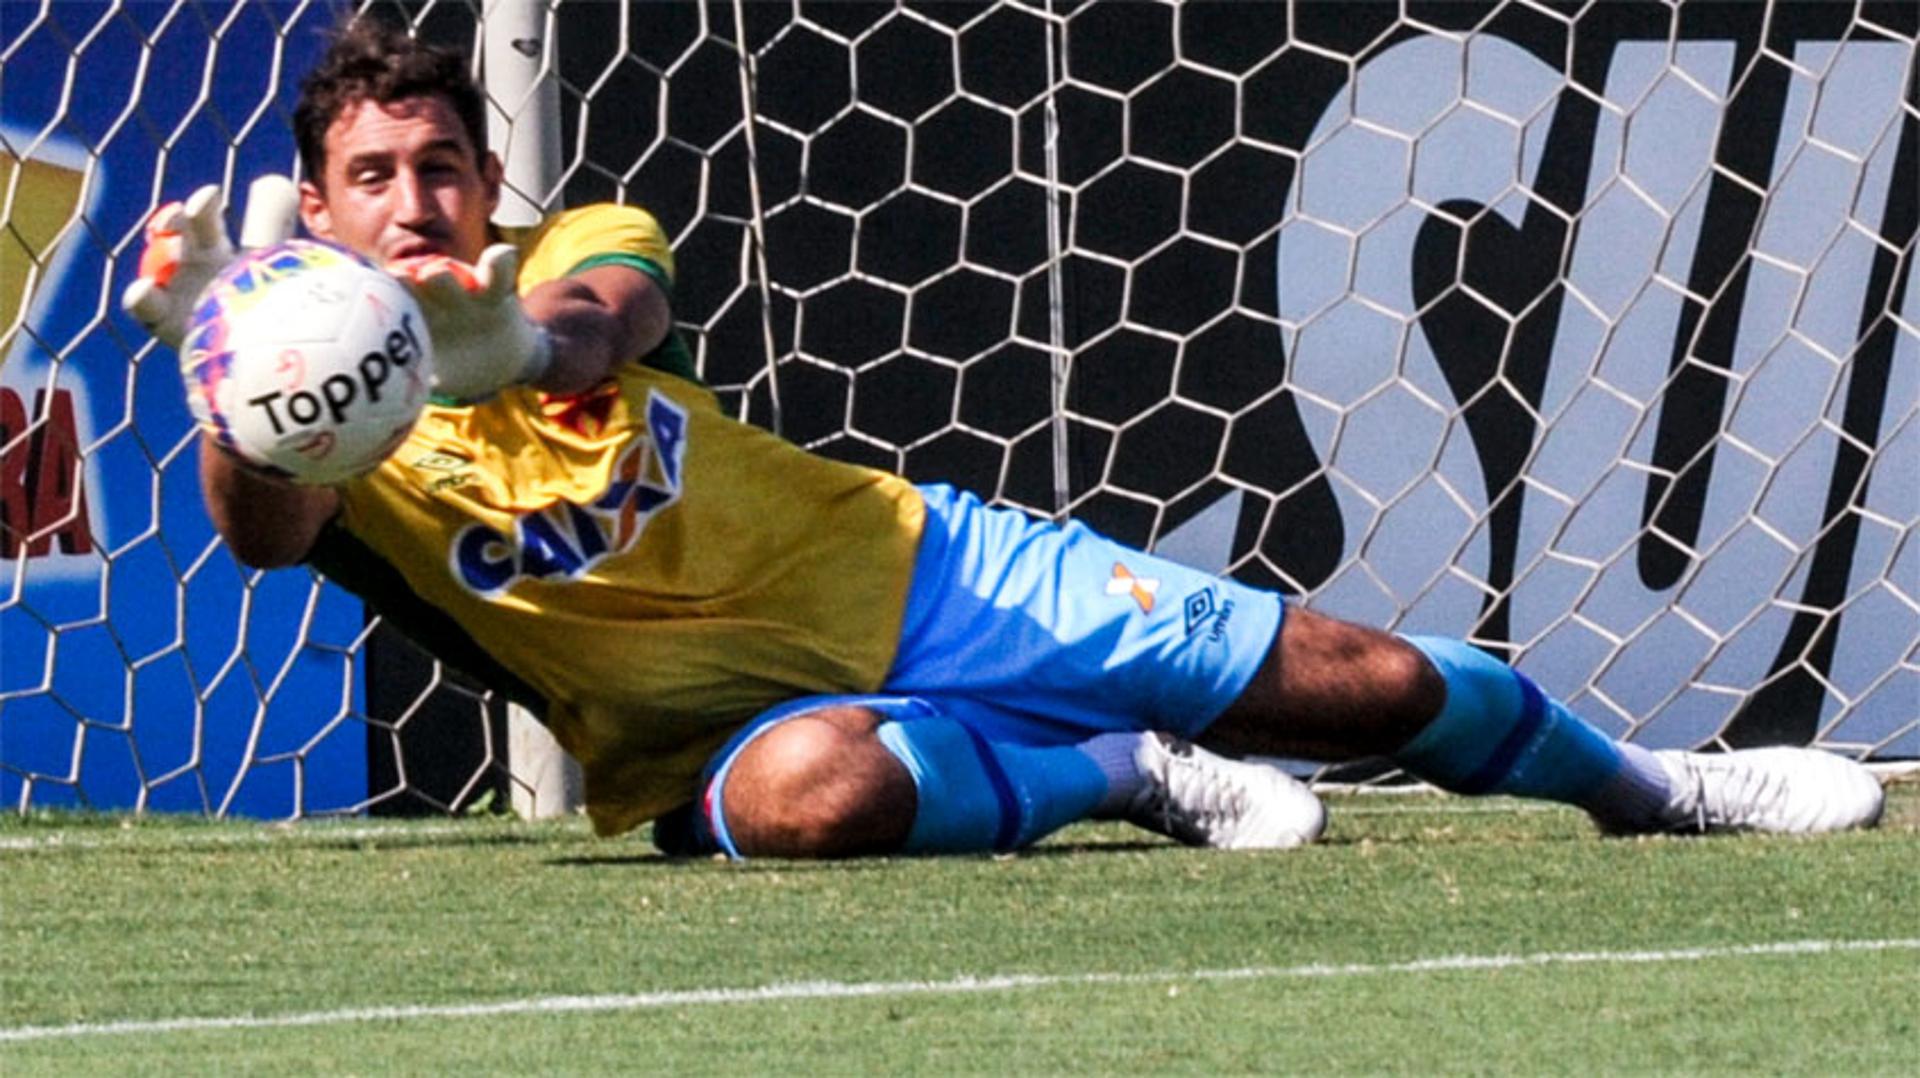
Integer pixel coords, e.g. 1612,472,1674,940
1079,732,1151,815
1587,742,1680,831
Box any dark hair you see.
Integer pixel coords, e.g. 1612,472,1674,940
294,17,488,184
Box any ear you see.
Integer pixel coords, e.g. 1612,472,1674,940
299,179,333,240
482,152,504,217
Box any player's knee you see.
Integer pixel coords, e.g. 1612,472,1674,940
722,708,914,858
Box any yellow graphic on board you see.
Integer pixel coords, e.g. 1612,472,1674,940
1,151,88,366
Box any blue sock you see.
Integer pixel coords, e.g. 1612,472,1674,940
875,717,1110,853
1394,636,1668,824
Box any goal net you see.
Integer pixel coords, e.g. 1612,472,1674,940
2,0,1914,818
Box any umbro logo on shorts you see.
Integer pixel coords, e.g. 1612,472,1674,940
1184,587,1236,644
1184,588,1216,635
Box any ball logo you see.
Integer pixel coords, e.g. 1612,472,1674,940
182,238,434,485
273,347,305,387
243,311,425,438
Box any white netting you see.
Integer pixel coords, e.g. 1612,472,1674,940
2,0,1915,817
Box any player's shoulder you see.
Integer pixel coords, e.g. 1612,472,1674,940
506,203,677,287
533,203,669,240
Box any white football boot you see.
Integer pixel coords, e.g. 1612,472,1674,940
1122,734,1327,850
1645,747,1885,835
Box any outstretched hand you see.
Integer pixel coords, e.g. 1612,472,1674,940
121,176,298,350
387,243,552,405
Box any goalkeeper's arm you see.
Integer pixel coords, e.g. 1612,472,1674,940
200,447,341,568
520,262,674,397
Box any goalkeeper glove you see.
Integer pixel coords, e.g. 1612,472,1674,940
121,175,298,350
388,244,553,405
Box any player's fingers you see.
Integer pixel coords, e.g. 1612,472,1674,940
136,233,184,289
427,271,474,307
438,259,484,293
390,254,484,296
181,185,227,250
122,277,174,328
145,200,187,240
239,175,298,250
387,254,447,283
400,268,471,312
384,254,427,282
475,243,521,300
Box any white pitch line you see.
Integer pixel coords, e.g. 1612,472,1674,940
3,938,1914,1045
0,821,503,853
1333,801,1561,817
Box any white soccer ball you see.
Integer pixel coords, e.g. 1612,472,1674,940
181,239,433,486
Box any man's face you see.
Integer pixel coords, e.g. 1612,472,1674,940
299,94,500,265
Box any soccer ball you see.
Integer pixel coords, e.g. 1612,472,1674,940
181,239,433,486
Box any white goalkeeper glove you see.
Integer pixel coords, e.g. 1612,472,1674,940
121,175,298,350
388,244,553,406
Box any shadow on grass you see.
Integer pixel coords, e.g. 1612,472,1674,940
545,837,1179,869
547,853,912,871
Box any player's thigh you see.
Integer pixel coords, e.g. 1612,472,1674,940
888,484,1282,738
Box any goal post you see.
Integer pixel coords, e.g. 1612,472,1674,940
2,0,1914,820
480,0,584,819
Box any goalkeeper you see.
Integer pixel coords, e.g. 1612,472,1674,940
127,20,1884,858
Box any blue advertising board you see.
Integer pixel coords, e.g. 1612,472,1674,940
2,2,366,815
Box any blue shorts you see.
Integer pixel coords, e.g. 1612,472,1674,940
886,484,1282,739
655,484,1285,855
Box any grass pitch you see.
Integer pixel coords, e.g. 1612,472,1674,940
3,784,1916,1073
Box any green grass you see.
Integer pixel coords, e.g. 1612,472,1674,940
3,784,1916,1074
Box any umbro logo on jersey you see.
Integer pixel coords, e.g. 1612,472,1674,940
449,390,689,597
411,450,475,493
411,450,471,473
1107,563,1159,613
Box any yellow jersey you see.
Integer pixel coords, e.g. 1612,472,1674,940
324,205,925,835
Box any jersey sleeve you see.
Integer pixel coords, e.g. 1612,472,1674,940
513,203,701,385
514,204,678,296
